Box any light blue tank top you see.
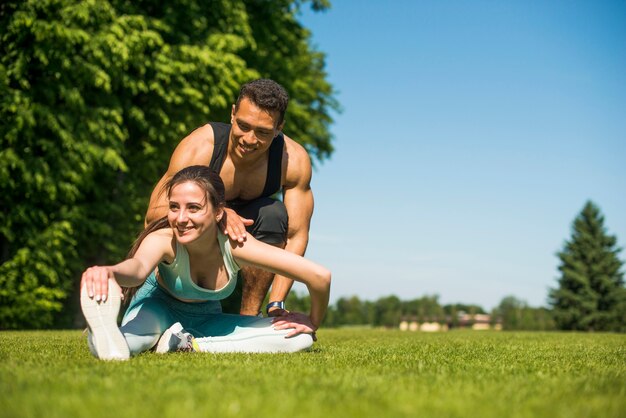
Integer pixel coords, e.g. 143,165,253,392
157,230,240,301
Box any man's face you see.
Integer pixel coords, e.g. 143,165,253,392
230,98,283,159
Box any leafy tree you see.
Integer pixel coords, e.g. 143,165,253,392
549,201,625,332
0,0,337,328
401,295,444,322
494,296,526,330
492,296,555,331
332,295,370,326
373,295,402,328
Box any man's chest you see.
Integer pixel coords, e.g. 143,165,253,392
219,158,271,201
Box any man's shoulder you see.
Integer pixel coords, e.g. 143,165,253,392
185,123,217,143
282,133,312,186
184,123,226,148
282,133,309,161
171,123,218,166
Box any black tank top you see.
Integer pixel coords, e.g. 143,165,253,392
207,122,284,205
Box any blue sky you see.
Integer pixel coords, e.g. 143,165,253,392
290,1,626,310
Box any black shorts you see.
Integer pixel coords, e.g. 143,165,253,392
228,197,288,245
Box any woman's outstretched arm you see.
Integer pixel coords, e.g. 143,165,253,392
231,235,331,336
81,229,174,302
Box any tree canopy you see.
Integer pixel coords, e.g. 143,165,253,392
0,0,337,328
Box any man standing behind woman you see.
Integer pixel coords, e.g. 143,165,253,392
145,78,314,317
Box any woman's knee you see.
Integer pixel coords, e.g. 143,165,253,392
120,298,173,354
123,333,161,356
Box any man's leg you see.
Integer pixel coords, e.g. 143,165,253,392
220,198,288,315
239,242,285,315
239,268,269,315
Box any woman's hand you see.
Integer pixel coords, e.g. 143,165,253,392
271,312,318,341
81,266,114,303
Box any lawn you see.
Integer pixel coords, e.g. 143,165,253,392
0,329,624,418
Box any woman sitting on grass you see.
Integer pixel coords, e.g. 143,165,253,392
80,165,331,360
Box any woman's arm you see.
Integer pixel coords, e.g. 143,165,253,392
231,236,331,333
81,229,174,302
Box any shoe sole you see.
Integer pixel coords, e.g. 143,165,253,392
80,280,130,361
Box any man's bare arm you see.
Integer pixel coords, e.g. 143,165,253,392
267,139,314,309
145,125,215,225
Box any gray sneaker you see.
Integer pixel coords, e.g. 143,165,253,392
155,322,199,354
80,280,130,361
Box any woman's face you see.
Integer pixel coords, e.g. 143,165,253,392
167,181,222,244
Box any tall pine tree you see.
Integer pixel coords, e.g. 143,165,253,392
549,201,626,332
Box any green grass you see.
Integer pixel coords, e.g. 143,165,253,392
1,329,624,418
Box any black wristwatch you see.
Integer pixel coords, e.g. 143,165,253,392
266,301,285,314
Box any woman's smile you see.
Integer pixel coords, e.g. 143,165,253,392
167,181,216,243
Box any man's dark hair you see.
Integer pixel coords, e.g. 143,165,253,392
235,79,289,126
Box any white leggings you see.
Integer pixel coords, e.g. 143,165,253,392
120,275,312,355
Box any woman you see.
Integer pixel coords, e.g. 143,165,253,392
80,165,331,360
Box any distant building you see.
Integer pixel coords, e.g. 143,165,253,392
455,312,502,331
399,313,501,331
420,322,448,332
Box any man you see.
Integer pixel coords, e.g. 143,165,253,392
145,79,314,317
